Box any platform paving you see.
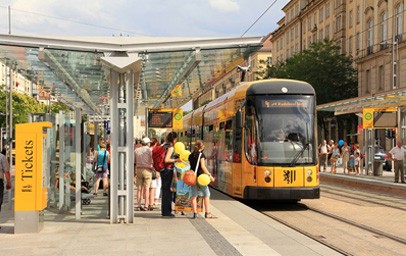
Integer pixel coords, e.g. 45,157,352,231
0,188,342,256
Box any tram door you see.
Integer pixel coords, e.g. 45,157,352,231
232,110,244,197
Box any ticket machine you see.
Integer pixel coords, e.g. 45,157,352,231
14,122,52,234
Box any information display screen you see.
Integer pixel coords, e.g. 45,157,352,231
148,111,173,128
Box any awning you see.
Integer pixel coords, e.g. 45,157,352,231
316,88,406,115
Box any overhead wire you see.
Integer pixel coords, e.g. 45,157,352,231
0,5,149,36
241,0,281,37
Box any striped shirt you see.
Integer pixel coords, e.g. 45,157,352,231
134,146,153,169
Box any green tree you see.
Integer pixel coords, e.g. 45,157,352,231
0,87,47,128
269,40,357,103
268,40,358,139
50,101,71,113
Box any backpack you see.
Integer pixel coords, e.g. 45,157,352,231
152,144,171,171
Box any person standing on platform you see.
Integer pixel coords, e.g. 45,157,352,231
318,140,328,172
330,143,340,174
149,138,161,208
0,152,12,229
134,137,154,211
341,142,351,174
161,132,182,217
188,141,216,219
389,141,406,184
93,143,110,196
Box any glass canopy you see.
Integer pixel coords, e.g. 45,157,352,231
0,35,263,115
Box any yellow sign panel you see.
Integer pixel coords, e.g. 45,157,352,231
15,122,52,211
172,109,183,130
274,167,304,187
363,108,374,128
170,84,182,97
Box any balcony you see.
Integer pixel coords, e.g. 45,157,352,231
367,45,373,55
395,34,403,44
380,42,388,51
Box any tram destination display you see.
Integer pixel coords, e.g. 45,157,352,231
148,111,173,128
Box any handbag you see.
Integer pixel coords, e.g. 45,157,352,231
94,151,107,173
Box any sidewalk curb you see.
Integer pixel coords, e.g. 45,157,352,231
320,173,406,196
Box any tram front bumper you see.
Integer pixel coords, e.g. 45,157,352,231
243,186,320,200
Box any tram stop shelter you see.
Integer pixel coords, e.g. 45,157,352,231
0,34,263,224
317,88,406,175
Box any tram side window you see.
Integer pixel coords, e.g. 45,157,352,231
244,104,258,164
225,120,233,161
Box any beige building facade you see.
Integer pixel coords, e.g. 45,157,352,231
272,0,405,97
271,0,406,143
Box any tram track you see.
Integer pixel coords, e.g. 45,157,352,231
259,209,353,256
253,201,406,256
321,188,406,212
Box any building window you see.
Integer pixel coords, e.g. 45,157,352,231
319,28,323,40
395,4,403,42
356,32,360,51
336,15,342,32
349,10,353,28
325,24,330,39
380,12,387,46
325,1,330,18
308,16,312,31
378,65,384,90
303,17,307,31
367,19,373,54
356,5,360,24
366,69,371,93
319,7,324,22
349,36,353,54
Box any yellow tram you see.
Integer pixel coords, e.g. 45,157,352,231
178,79,320,200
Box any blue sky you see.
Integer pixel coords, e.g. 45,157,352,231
0,0,289,37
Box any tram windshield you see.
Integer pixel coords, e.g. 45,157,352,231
249,95,316,165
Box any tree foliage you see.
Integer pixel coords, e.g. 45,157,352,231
0,86,47,127
268,40,358,104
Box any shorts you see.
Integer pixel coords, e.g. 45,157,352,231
95,169,109,179
135,168,152,189
150,179,157,189
190,184,210,197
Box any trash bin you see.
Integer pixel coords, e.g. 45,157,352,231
373,160,384,176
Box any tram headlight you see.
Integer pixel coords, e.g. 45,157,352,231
264,170,271,183
306,169,313,182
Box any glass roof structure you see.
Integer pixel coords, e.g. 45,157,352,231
0,34,263,116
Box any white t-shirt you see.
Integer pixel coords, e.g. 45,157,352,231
390,146,406,161
319,144,328,154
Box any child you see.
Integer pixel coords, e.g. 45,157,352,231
354,152,360,175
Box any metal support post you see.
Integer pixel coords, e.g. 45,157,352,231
58,112,65,211
102,53,139,224
110,69,135,223
75,108,82,219
8,65,13,169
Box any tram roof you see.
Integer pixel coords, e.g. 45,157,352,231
317,88,406,115
0,34,263,116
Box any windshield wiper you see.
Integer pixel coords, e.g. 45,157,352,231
290,142,309,167
289,122,310,167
